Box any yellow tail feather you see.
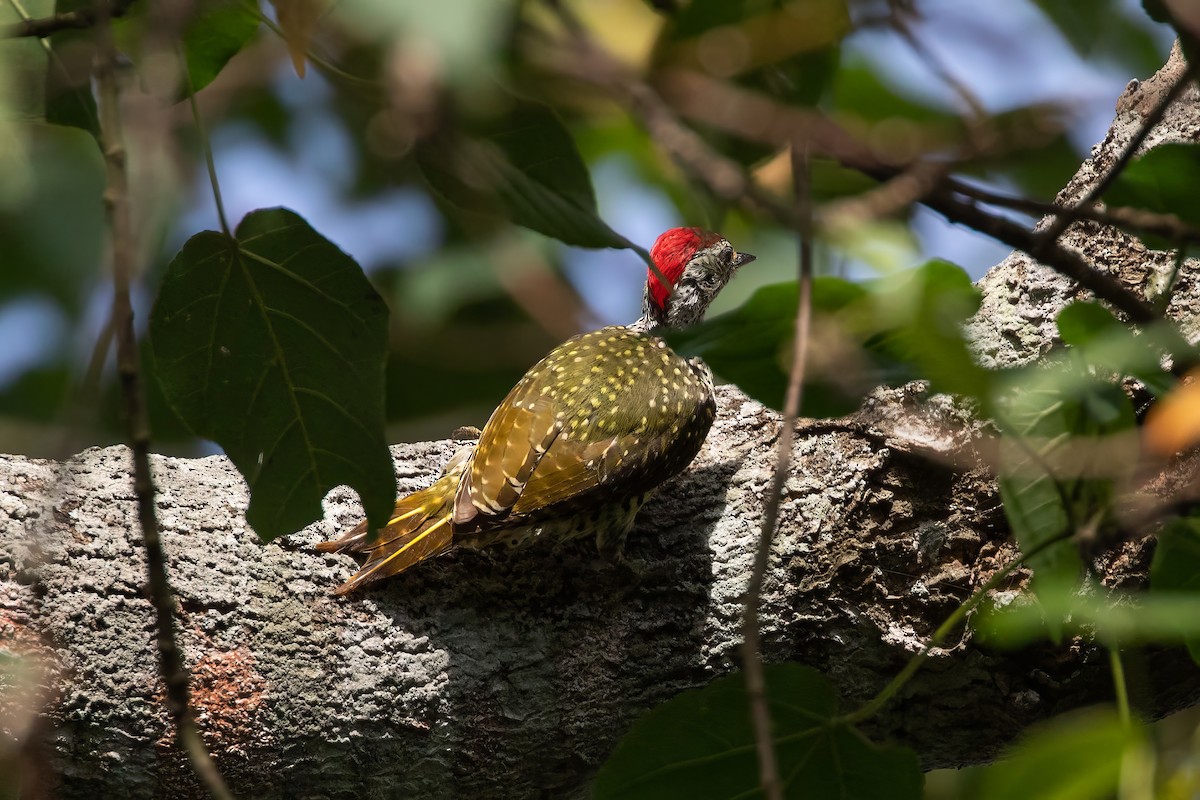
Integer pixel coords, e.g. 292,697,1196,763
317,473,459,594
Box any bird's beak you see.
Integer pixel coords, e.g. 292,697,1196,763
733,251,756,267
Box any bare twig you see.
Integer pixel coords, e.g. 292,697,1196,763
93,5,233,799
741,142,814,800
946,177,1200,248
1,0,132,38
905,177,1160,324
1039,61,1197,247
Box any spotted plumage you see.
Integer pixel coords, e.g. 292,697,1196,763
318,227,755,593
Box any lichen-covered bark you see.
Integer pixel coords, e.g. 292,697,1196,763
1,381,1193,800
3,44,1200,800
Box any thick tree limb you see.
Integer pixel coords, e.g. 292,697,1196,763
1,381,1195,800
3,38,1200,800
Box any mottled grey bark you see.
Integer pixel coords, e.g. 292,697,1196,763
2,46,1200,800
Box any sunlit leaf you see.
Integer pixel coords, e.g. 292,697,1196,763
149,208,396,541
978,707,1145,800
594,664,921,800
867,259,991,400
1150,516,1200,663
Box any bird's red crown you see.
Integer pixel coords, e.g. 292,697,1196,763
647,227,723,309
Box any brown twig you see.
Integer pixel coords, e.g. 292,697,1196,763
740,142,815,800
1,0,132,38
946,177,1200,247
1038,61,1197,247
892,173,1160,325
92,5,233,799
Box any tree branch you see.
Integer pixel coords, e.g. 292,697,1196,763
92,5,231,799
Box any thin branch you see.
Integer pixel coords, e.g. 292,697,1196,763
906,177,1160,325
741,142,815,800
838,527,1077,726
946,177,1200,248
1039,61,1197,246
93,5,233,800
532,29,1158,328
1,0,132,38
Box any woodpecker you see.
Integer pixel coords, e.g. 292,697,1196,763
318,227,755,593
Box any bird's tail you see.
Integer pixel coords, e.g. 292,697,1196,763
316,472,459,594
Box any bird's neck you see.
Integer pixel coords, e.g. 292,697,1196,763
626,280,711,334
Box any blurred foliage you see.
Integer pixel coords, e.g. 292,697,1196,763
4,0,1200,797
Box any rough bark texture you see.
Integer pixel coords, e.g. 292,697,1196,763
3,48,1200,800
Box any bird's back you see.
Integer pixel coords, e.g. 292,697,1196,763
454,325,717,535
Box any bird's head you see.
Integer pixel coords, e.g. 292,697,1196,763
634,227,756,331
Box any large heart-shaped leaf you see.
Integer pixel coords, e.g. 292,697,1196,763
149,208,395,541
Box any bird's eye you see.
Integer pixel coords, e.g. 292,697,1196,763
721,246,734,263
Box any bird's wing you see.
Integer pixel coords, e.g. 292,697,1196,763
452,365,562,528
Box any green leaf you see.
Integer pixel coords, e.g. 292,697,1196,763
1031,0,1169,76
594,664,921,800
149,208,396,541
1056,301,1189,396
867,260,991,400
994,372,1137,614
181,0,260,94
0,124,105,313
1102,143,1200,249
981,587,1200,648
658,0,848,107
417,102,639,253
669,277,882,416
1150,517,1200,663
978,707,1144,800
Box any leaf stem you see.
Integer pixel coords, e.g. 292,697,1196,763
182,50,230,237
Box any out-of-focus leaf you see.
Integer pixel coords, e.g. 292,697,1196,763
969,132,1080,202
334,0,511,81
672,260,987,415
183,0,260,92
993,373,1136,620
1056,300,1188,397
0,124,105,312
149,208,395,541
268,0,326,78
658,0,848,105
669,277,886,416
594,663,921,800
1150,517,1200,663
652,0,849,166
981,586,1200,647
867,259,991,399
1145,368,1200,456
418,102,640,254
1103,143,1200,250
1033,0,1169,76
978,707,1145,800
